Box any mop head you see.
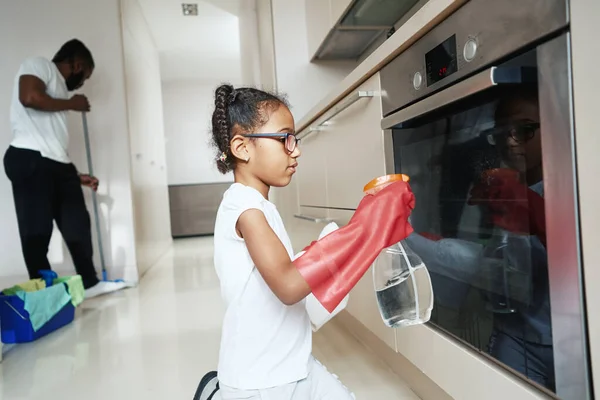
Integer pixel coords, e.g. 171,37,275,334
84,279,137,299
109,278,137,288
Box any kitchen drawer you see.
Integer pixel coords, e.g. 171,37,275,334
321,74,386,210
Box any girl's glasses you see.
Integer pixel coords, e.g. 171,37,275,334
485,121,540,145
507,122,540,143
241,133,300,153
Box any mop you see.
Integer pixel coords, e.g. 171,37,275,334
81,112,136,290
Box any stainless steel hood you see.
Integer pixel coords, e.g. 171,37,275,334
314,0,422,60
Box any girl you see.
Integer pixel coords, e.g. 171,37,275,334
196,84,414,400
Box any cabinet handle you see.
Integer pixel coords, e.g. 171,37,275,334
302,125,326,140
299,90,375,140
294,214,335,223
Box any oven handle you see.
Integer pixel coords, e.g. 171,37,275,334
381,66,536,129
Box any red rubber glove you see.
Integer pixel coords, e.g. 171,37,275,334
293,181,415,313
468,168,546,246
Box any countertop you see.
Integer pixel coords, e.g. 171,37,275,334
296,0,467,133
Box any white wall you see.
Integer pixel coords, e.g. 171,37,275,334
121,0,172,276
238,0,263,89
0,0,138,284
161,3,268,186
256,0,278,92
162,82,233,185
271,0,356,121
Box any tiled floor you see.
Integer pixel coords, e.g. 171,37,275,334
0,238,419,399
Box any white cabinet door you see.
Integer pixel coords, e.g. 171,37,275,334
296,129,329,212
322,73,386,210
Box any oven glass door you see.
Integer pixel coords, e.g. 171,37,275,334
387,35,589,398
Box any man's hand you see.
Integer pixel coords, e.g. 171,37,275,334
79,174,99,192
68,94,90,112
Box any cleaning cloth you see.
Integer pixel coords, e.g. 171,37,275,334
16,283,71,331
54,276,85,307
3,279,46,296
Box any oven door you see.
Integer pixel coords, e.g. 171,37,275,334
382,33,590,399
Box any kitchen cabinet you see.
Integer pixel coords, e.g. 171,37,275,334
321,73,386,210
277,138,331,252
295,127,329,212
305,0,352,58
169,183,229,237
295,73,385,212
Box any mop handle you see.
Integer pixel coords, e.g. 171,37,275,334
81,112,108,279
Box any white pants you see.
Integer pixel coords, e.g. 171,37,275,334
216,357,355,400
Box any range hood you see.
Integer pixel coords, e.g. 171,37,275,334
314,0,422,60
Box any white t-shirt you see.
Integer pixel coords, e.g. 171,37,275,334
214,183,312,390
10,56,71,164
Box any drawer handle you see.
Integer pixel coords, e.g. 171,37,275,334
294,214,334,223
299,90,375,139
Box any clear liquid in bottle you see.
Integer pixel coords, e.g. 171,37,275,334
373,241,434,328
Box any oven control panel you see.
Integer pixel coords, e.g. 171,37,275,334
425,35,458,87
380,0,567,117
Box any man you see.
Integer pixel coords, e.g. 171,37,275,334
4,39,125,298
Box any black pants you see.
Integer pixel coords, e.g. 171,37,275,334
4,146,99,289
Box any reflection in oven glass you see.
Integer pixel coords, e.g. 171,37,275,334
394,84,554,392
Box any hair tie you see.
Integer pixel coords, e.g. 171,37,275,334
219,152,228,162
228,90,239,105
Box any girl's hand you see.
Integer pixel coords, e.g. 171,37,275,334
295,180,415,312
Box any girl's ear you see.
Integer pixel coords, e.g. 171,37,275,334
230,135,249,162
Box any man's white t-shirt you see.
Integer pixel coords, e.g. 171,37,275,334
10,57,71,164
214,183,312,390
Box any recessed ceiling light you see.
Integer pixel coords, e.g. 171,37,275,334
182,3,198,16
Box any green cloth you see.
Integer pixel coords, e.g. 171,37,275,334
54,276,85,307
16,283,71,331
2,279,46,296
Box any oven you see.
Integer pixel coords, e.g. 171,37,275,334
379,0,589,398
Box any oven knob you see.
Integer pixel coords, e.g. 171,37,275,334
413,72,423,90
463,38,478,62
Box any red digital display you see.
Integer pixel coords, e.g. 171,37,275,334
425,35,458,86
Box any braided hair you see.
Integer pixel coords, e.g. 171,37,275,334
211,84,289,174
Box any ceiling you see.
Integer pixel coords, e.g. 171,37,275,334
136,0,247,83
